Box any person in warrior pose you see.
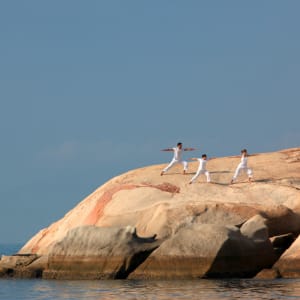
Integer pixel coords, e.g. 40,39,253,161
160,142,195,176
231,149,253,184
189,154,211,184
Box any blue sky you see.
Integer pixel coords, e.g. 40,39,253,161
0,1,299,244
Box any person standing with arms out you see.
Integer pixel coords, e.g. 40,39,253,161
231,149,253,184
189,154,211,184
160,142,195,176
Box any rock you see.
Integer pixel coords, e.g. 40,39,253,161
0,254,38,269
270,233,295,259
273,235,300,278
261,206,300,237
129,221,276,279
240,214,269,241
20,148,300,257
12,147,300,279
0,254,40,278
255,268,281,279
270,233,295,248
43,225,160,279
25,255,48,277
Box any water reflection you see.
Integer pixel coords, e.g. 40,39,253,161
2,278,300,299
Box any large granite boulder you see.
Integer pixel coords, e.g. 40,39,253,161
11,147,300,279
42,225,160,279
129,215,276,279
20,148,300,257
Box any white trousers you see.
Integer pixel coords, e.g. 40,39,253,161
190,169,211,183
163,159,188,173
232,165,253,181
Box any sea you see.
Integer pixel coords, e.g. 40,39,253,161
1,244,300,300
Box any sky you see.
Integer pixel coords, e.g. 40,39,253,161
0,1,299,244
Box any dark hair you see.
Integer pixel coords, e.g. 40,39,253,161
202,154,207,158
241,149,247,153
177,142,182,146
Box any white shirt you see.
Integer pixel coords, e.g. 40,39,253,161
197,158,207,170
173,147,183,161
239,154,248,168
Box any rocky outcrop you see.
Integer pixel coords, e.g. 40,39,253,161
129,215,276,279
42,225,160,279
1,147,300,279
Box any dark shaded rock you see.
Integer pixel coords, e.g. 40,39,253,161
270,233,295,258
270,233,295,248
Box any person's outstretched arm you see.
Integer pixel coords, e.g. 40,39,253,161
161,148,174,151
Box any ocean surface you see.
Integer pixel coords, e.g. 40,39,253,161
1,244,300,300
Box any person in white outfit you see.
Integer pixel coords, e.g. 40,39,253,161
231,149,253,184
160,142,195,176
189,154,211,184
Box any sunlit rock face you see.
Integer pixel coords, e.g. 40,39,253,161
3,147,298,279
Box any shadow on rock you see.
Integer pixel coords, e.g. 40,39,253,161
43,225,161,280
130,215,277,279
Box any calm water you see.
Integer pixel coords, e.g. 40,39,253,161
1,278,300,300
1,245,300,299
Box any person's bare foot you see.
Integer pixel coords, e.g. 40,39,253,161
160,171,164,176
248,177,252,183
183,170,187,175
230,179,234,184
189,181,192,184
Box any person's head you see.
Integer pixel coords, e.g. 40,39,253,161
202,154,207,160
177,142,183,149
241,149,248,155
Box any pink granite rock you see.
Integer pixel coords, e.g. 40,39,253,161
10,147,300,279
